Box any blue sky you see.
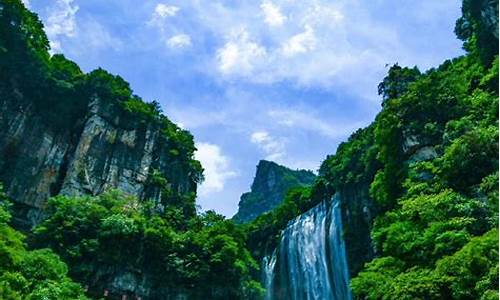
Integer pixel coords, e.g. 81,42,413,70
25,0,463,216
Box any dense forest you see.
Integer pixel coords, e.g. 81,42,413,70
0,0,498,299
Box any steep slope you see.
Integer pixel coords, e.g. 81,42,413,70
233,160,315,223
0,2,262,299
0,1,203,228
248,1,498,299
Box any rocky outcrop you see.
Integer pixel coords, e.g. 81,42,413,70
338,183,377,277
233,160,316,223
0,93,197,228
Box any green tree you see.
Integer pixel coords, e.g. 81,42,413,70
0,185,88,299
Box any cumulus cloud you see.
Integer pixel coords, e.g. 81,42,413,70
167,34,192,48
260,1,286,27
202,0,406,91
282,25,317,57
195,143,238,196
153,3,179,19
148,4,193,52
250,131,286,161
217,29,267,75
45,0,79,53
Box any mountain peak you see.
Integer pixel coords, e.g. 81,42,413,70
232,160,316,223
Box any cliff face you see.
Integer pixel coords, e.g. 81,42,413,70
0,88,197,229
233,160,315,223
337,184,376,277
0,1,202,230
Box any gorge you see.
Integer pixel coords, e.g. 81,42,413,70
0,0,498,299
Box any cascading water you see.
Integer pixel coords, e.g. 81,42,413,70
263,194,352,300
262,249,277,300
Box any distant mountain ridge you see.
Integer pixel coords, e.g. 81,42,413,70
233,160,316,223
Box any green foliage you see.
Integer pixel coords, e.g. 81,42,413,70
439,125,498,190
49,54,83,83
0,2,206,296
353,230,498,300
378,64,421,105
0,185,88,299
33,190,262,299
320,126,380,189
350,3,499,297
1,1,497,299
372,188,491,263
251,2,499,298
369,54,490,208
436,229,498,300
455,0,499,65
0,0,49,77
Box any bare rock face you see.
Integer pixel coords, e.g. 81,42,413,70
338,183,378,277
0,94,196,228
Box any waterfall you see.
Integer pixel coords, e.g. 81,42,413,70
263,194,352,300
262,249,277,300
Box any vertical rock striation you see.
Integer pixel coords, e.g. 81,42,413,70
0,93,197,228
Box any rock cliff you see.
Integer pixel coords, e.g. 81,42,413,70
0,2,202,230
0,89,200,228
233,160,315,223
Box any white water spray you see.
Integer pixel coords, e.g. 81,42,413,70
263,195,352,300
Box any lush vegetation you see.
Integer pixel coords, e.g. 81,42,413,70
0,186,88,299
350,4,499,296
246,1,498,299
32,190,262,298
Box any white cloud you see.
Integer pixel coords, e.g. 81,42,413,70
167,34,192,48
45,0,79,53
195,143,238,196
217,28,267,75
250,131,286,161
154,3,180,19
282,25,317,57
21,0,30,8
149,4,192,52
148,3,179,29
195,0,407,91
260,1,286,27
